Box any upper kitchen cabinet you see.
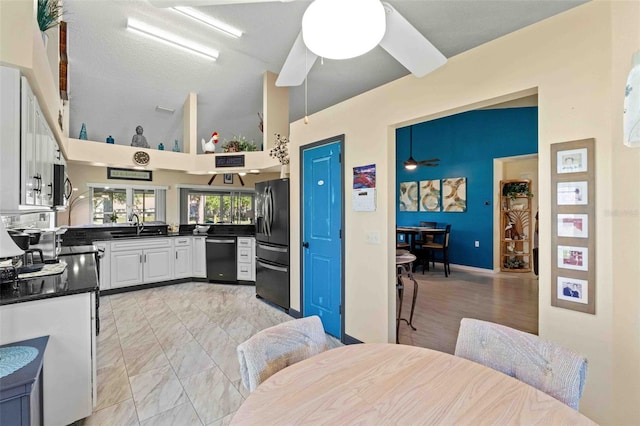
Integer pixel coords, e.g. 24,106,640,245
0,66,58,212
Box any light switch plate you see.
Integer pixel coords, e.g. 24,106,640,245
366,231,381,244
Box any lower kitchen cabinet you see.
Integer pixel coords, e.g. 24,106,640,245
95,242,110,291
174,237,192,279
193,236,207,278
109,238,173,289
237,237,256,281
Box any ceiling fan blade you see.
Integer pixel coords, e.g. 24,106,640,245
276,31,318,87
149,0,296,7
419,163,439,167
418,158,440,164
379,2,447,78
207,174,217,185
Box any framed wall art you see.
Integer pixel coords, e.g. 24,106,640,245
442,177,467,212
551,138,595,314
399,181,418,211
419,179,440,212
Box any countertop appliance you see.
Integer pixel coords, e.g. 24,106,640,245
205,224,255,283
255,178,290,310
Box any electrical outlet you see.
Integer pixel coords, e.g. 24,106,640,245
475,241,480,247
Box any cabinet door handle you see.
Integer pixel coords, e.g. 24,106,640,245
139,254,142,263
144,254,147,263
175,252,178,260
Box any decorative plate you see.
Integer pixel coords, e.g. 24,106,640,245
133,151,150,166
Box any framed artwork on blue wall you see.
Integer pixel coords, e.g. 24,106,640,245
419,180,440,212
399,182,418,211
442,177,467,212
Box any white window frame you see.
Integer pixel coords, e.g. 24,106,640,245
87,183,168,223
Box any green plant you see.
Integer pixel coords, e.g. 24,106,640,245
37,0,62,32
502,182,534,199
504,258,526,269
222,135,258,152
109,213,119,223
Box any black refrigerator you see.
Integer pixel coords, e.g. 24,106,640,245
255,178,290,311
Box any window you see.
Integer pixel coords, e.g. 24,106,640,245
90,185,166,225
182,189,254,224
92,188,127,224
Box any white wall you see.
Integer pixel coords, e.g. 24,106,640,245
288,2,640,423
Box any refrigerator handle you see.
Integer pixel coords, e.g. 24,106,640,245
268,186,274,236
258,261,288,273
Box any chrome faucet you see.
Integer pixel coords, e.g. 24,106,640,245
129,212,144,235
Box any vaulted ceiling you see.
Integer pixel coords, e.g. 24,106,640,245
64,0,587,152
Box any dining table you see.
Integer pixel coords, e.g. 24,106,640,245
230,344,595,425
396,226,446,253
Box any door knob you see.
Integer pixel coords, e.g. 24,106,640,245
302,242,309,248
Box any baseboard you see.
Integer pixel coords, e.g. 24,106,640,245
342,334,363,345
100,278,192,296
288,309,302,319
449,263,495,274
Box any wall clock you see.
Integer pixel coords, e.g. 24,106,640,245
133,151,150,166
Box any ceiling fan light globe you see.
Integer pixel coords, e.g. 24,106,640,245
404,157,418,171
302,0,386,60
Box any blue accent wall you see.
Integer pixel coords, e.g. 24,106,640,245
396,107,538,269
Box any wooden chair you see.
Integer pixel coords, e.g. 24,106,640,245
455,318,588,409
422,224,451,276
237,316,327,392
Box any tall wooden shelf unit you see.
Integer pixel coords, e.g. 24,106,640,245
500,179,533,272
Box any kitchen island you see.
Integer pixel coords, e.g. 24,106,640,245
0,251,98,426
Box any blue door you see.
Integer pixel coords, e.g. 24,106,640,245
302,139,343,338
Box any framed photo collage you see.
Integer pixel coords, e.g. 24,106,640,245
550,139,596,314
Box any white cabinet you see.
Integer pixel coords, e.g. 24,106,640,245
109,238,173,289
0,67,21,212
0,293,95,426
174,237,192,279
237,237,256,281
0,67,57,211
95,242,111,291
193,236,207,278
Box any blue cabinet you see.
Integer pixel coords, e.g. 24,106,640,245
0,336,48,426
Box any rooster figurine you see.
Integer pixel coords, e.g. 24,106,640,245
201,131,219,153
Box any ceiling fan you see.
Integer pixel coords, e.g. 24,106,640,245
149,0,447,87
404,125,439,170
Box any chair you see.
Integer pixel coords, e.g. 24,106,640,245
422,224,451,276
237,316,328,392
454,318,588,410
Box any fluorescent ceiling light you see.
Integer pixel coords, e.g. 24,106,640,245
238,172,247,176
302,0,385,60
127,18,219,61
172,7,243,39
155,105,175,113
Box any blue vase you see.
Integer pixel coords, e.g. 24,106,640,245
79,123,87,140
106,135,114,144
173,140,180,152
158,143,165,150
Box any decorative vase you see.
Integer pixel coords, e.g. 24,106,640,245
106,135,114,144
172,140,180,152
79,123,87,140
280,164,289,178
158,143,164,151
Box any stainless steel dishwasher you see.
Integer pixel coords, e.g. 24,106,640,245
206,236,237,282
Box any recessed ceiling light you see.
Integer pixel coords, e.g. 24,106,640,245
208,171,217,174
250,169,260,173
127,18,219,61
133,166,145,170
238,172,247,176
172,7,243,39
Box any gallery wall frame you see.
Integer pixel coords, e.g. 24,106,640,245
550,138,596,314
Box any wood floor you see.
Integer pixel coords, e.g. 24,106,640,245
397,265,539,354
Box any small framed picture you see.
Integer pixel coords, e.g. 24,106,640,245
557,214,588,238
557,277,588,304
557,181,588,205
224,173,233,184
557,148,588,174
557,245,588,271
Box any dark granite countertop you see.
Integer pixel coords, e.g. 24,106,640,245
0,253,98,306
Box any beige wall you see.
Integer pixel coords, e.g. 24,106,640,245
288,1,640,423
61,163,279,226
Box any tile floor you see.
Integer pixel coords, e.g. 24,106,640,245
83,282,339,426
